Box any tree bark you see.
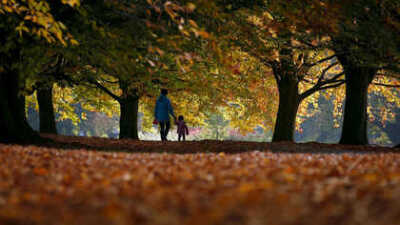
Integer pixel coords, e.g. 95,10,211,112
339,67,376,145
37,84,57,134
272,76,301,142
119,82,139,140
0,71,39,143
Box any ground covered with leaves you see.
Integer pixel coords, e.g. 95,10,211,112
1,136,400,225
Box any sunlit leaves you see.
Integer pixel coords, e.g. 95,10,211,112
1,0,80,45
61,0,79,7
368,76,400,125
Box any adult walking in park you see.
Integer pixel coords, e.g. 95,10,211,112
154,89,176,141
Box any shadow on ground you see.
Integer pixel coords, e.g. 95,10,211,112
19,134,399,154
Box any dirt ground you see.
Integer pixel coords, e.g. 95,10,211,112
0,135,399,225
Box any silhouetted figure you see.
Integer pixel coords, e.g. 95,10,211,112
175,115,189,141
154,89,176,141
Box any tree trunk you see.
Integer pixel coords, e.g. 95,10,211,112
37,84,57,134
272,76,301,142
339,67,376,145
119,82,139,140
0,71,39,143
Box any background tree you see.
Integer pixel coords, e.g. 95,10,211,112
0,0,79,143
269,0,400,145
216,6,345,142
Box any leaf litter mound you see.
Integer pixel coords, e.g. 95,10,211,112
0,135,400,225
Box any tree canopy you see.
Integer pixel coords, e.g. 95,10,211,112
0,0,399,145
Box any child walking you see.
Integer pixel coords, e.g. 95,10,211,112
175,115,189,141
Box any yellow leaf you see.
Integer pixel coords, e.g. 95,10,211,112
70,39,79,45
4,6,12,13
197,30,209,39
81,112,87,120
188,19,198,28
264,11,274,20
186,2,196,12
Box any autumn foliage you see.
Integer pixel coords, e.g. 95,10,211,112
1,136,400,225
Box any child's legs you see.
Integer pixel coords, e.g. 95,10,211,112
178,133,185,141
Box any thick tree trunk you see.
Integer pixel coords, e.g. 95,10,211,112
119,98,139,139
119,83,139,140
37,85,57,134
0,72,39,143
339,68,376,145
272,77,301,142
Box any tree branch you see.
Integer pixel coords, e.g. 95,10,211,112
300,80,345,100
372,82,400,88
305,54,337,67
99,77,119,84
314,81,345,92
300,71,345,100
271,62,281,83
317,62,340,83
88,79,121,102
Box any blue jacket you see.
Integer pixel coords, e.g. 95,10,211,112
154,95,175,122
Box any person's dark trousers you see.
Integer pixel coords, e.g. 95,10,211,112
159,121,170,141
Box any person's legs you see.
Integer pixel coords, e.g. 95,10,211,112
182,133,186,141
178,133,182,141
159,121,165,141
164,121,170,141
